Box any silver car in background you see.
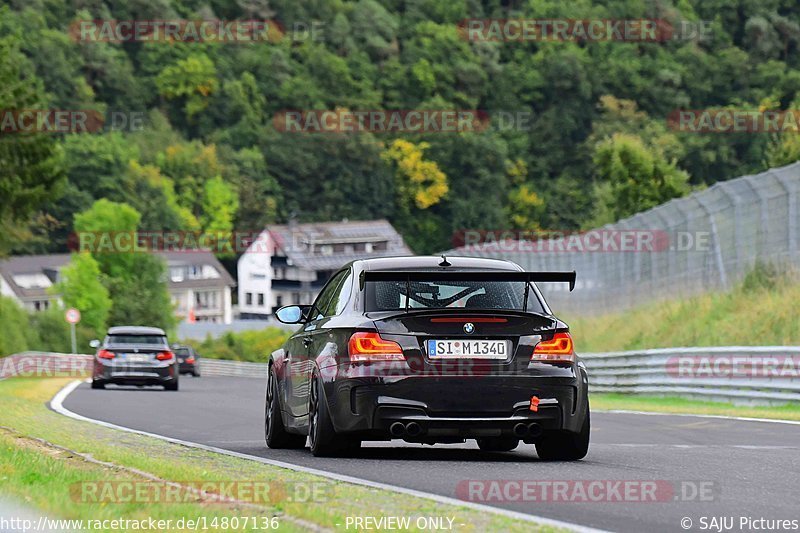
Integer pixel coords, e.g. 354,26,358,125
90,326,179,391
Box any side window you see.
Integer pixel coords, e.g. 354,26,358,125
331,270,354,315
310,270,347,320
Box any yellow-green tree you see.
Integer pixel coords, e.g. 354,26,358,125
382,139,448,210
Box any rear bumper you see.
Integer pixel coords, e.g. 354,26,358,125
93,360,177,385
322,365,588,440
178,361,198,374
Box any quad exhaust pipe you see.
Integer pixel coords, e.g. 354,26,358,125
390,421,541,439
389,421,424,438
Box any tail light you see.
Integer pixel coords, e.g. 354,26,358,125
532,332,575,364
97,349,115,359
156,351,174,361
186,357,195,364
348,332,405,362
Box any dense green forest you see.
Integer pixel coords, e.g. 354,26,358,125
3,0,800,257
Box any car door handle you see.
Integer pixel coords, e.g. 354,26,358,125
302,337,313,347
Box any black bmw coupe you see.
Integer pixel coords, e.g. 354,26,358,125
266,256,589,459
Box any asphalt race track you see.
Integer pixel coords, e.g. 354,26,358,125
62,377,800,533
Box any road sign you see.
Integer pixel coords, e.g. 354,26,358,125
65,308,81,324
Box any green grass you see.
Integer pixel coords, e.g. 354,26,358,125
591,393,800,421
567,264,800,352
0,377,563,532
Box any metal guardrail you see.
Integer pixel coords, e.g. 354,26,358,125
4,348,800,404
199,358,267,378
582,346,800,404
0,352,268,379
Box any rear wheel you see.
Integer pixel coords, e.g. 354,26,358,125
90,380,105,390
476,437,519,452
265,366,305,449
308,374,360,457
164,379,179,391
536,406,590,461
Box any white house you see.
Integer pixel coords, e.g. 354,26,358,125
0,251,235,324
237,219,411,318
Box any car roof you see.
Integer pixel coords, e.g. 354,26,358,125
354,255,522,272
107,326,167,336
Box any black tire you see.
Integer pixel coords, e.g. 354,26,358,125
265,366,305,449
164,379,179,391
476,437,519,452
90,380,105,390
308,373,360,457
193,370,200,377
536,406,590,461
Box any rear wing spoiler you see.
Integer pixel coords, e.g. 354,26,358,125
361,270,576,291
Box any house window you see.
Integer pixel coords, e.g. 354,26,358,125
276,295,283,307
195,291,218,310
258,293,264,306
245,292,253,305
170,267,185,282
292,292,301,304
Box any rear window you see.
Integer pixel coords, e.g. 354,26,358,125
174,348,192,356
366,279,545,313
106,335,168,345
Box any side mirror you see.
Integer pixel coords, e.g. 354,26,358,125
89,339,100,349
275,305,309,324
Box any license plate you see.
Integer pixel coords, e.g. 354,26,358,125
125,354,149,363
427,339,509,359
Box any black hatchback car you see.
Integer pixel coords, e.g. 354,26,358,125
172,344,201,377
266,256,588,459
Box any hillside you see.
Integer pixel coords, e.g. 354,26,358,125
5,1,800,256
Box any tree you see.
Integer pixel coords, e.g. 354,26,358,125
72,200,176,333
53,252,112,335
105,254,176,334
505,160,545,230
0,34,64,255
73,199,141,277
200,175,239,233
156,53,219,119
382,140,448,210
156,141,224,220
125,161,199,231
591,134,690,225
0,296,34,356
